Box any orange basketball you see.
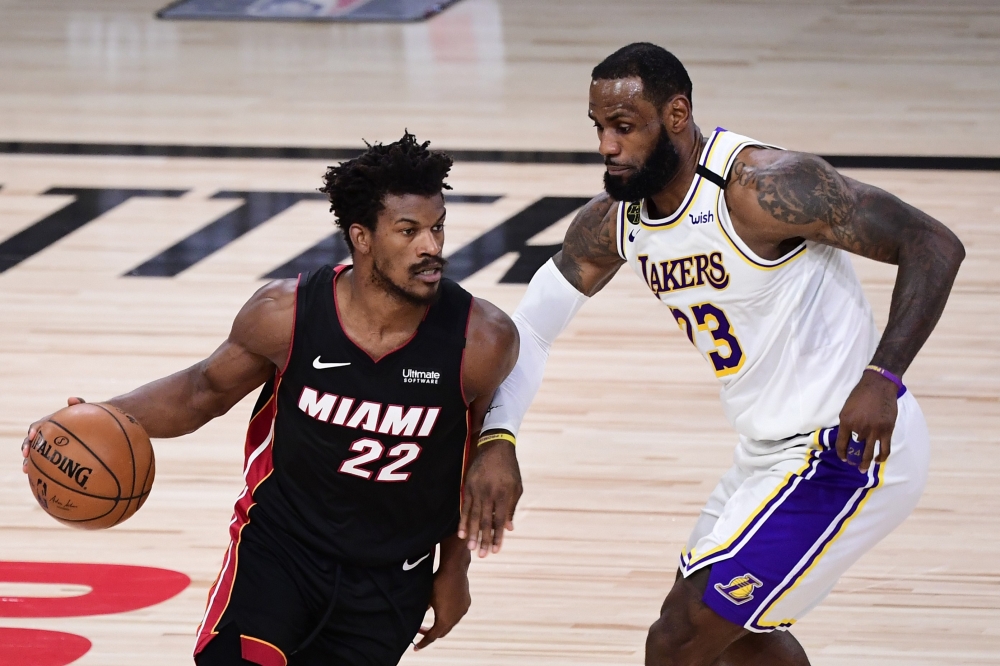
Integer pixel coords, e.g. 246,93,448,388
26,402,155,529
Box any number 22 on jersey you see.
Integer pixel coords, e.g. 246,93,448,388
338,438,422,482
670,303,746,378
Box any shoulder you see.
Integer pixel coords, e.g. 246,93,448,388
462,298,519,402
466,297,518,360
239,279,298,321
725,147,854,227
230,279,298,364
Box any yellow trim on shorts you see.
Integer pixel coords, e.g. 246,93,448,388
684,447,817,569
753,462,886,629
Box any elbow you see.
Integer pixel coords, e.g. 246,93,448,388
909,225,965,280
942,228,966,276
952,235,966,266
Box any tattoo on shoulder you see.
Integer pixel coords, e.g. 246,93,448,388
733,153,900,258
557,194,619,290
742,154,854,228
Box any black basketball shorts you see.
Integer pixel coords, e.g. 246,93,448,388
194,515,434,666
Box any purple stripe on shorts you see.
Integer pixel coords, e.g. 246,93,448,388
701,447,879,631
680,454,819,573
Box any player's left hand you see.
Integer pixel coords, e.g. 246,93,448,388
835,371,898,473
458,438,522,558
414,563,471,651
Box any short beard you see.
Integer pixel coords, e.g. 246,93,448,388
603,126,681,202
371,257,442,307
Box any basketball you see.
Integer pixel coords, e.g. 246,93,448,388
26,402,155,530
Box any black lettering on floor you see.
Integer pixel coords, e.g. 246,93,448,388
444,196,590,283
261,193,502,280
0,188,186,274
125,191,326,277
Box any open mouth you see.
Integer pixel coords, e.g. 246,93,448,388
411,262,444,282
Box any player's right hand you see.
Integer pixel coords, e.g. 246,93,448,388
21,397,86,474
458,436,522,558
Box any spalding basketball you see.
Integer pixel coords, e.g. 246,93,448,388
26,402,154,529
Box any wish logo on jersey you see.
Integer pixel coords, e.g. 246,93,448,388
714,574,763,605
638,251,730,296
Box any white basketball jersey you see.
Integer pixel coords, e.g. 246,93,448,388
615,128,879,449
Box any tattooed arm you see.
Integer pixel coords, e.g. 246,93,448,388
726,148,965,471
552,192,625,296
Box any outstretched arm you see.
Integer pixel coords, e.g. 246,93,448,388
106,280,294,437
726,149,965,470
22,280,294,464
458,194,622,556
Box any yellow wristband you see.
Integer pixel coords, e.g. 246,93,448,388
477,432,516,447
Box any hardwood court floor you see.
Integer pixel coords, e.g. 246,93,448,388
2,0,1000,155
1,0,999,664
0,156,998,665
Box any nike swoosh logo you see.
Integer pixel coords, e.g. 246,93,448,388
628,229,639,241
313,356,351,370
402,553,430,571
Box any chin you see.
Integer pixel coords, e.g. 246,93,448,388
401,280,441,306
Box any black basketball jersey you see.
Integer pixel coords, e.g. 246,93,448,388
240,264,473,567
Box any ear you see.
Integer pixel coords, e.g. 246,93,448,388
349,223,372,256
661,94,692,135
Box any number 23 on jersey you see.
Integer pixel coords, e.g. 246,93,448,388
669,302,746,378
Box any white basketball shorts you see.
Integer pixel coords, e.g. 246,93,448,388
678,390,929,632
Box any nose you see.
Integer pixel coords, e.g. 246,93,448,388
598,132,621,159
416,228,443,257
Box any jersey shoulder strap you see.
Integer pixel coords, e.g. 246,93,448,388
702,128,784,189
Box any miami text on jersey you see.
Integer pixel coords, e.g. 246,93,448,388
297,386,441,437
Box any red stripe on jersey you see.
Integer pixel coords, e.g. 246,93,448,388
458,411,473,509
277,274,301,377
459,298,474,407
241,635,287,666
193,380,280,658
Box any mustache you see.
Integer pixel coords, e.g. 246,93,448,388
410,256,447,274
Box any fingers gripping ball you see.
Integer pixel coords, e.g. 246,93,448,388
26,403,154,529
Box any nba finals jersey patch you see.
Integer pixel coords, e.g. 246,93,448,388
714,574,763,605
625,202,641,225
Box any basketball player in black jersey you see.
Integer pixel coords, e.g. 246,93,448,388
22,133,519,665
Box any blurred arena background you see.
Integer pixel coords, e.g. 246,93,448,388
1,1,998,664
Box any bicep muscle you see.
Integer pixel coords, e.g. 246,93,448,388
735,151,940,264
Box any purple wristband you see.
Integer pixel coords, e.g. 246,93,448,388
865,364,906,398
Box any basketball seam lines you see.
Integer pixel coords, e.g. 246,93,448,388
46,418,123,499
93,403,139,524
28,457,124,522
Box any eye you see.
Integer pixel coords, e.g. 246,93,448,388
401,228,415,236
432,223,445,232
619,124,632,134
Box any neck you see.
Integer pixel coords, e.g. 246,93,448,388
337,264,427,339
647,125,706,219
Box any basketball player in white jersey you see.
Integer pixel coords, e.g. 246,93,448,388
458,43,965,664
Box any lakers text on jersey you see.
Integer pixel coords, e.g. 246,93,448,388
616,128,879,447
